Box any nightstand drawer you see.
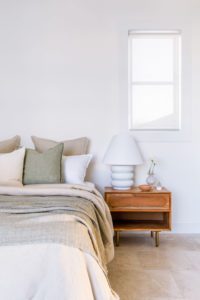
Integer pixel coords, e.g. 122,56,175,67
106,193,170,211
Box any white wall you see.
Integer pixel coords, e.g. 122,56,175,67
0,0,199,232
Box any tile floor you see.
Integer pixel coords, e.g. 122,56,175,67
108,233,200,300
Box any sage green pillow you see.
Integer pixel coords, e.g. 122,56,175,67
23,143,64,185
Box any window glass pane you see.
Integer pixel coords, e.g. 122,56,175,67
131,37,174,82
131,84,179,129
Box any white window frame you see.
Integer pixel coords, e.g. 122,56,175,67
128,30,181,131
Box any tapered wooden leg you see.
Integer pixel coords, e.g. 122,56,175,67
155,231,160,247
150,231,154,238
115,231,120,247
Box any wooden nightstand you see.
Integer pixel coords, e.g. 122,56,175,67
104,187,172,247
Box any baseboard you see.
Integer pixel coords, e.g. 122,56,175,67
172,222,200,233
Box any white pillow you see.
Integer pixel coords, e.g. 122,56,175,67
0,148,25,184
62,154,92,184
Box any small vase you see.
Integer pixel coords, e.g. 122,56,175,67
146,173,157,186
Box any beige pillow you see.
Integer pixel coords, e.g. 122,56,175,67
0,147,25,184
0,136,20,153
31,136,89,156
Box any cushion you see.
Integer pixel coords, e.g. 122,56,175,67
0,136,20,153
0,147,25,184
31,136,89,156
23,143,64,185
62,154,92,184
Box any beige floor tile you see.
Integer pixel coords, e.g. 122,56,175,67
172,270,200,300
186,250,200,270
108,234,200,300
137,249,194,271
145,298,185,300
108,246,141,272
158,234,200,251
191,235,200,250
109,269,182,300
144,298,184,300
166,250,195,271
117,232,158,250
136,250,170,270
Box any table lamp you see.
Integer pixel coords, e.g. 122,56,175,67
103,133,143,189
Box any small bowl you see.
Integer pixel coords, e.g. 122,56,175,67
138,184,152,192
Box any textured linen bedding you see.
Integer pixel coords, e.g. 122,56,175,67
0,183,119,300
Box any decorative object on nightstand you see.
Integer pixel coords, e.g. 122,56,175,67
146,159,157,186
103,133,143,190
138,184,152,192
104,187,172,247
156,181,162,191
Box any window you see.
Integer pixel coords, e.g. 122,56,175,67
128,31,181,130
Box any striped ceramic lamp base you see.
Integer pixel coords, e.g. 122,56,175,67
111,165,135,190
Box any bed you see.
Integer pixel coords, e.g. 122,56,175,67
0,183,119,300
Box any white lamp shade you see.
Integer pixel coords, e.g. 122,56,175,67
103,133,143,166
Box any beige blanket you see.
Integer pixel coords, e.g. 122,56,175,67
0,184,114,265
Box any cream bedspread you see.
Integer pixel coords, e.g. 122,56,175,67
0,183,119,300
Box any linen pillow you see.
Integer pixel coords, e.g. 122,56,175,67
23,143,64,185
0,135,20,153
31,136,89,156
0,147,25,184
62,154,92,184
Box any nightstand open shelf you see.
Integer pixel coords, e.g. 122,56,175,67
104,187,172,247
113,220,169,231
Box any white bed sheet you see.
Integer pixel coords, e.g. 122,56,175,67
0,244,117,300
